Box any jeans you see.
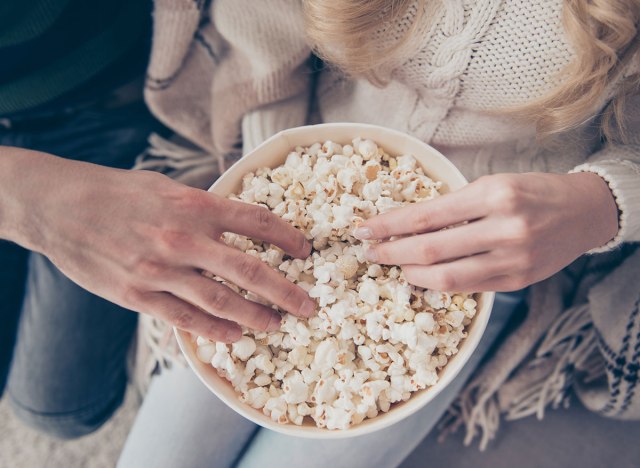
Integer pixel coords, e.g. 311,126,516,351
0,98,162,439
118,292,525,468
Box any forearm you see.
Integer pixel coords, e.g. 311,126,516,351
0,147,61,251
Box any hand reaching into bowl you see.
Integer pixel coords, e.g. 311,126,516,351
0,148,316,342
355,172,619,292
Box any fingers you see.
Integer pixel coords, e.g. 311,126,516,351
171,272,283,332
462,272,538,292
137,291,242,342
354,183,489,240
194,243,317,319
401,253,508,291
214,197,311,259
366,221,494,266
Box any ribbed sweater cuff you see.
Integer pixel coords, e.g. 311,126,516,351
241,95,309,155
570,160,640,253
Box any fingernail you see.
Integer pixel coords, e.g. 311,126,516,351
267,313,282,332
301,237,312,255
364,247,378,262
354,227,373,240
225,327,242,342
299,299,316,317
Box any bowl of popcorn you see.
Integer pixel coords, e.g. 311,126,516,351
175,123,494,438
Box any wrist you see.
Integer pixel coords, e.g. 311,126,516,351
565,171,620,251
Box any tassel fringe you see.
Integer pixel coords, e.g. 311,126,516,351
440,303,605,450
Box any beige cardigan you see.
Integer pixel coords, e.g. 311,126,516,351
139,0,640,448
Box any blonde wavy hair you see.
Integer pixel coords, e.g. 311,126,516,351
302,0,640,140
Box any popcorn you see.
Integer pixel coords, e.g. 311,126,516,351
254,354,275,374
358,279,380,305
313,375,338,404
309,284,337,306
254,373,272,387
335,254,359,279
287,346,309,368
362,179,383,201
332,205,354,229
231,336,257,361
463,298,478,313
313,262,337,284
445,310,466,328
414,312,436,333
242,387,270,409
367,264,383,278
325,406,353,430
313,339,339,370
283,371,309,404
358,139,378,160
265,396,289,424
337,168,359,193
195,138,479,430
424,290,452,310
396,154,417,170
196,344,216,363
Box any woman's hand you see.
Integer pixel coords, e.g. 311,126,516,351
0,149,316,342
354,172,619,292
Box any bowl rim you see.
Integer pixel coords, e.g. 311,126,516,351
174,122,495,438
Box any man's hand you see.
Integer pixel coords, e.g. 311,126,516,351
0,148,316,342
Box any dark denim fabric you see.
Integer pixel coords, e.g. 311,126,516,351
0,99,162,439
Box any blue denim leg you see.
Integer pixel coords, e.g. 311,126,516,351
2,100,163,439
117,366,257,468
6,253,138,439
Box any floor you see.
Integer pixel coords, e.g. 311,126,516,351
0,387,139,468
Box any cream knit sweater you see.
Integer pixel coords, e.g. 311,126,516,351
141,0,640,447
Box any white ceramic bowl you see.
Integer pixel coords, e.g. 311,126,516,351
175,123,494,439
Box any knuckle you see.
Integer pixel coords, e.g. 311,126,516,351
410,210,432,232
207,287,230,312
157,229,194,253
180,189,212,212
432,270,457,291
374,221,390,239
134,169,168,185
418,243,437,264
279,285,300,308
506,217,533,244
475,174,493,186
238,256,264,283
254,206,274,230
133,258,166,279
122,249,144,271
120,286,143,307
172,309,195,330
250,309,273,331
490,176,523,212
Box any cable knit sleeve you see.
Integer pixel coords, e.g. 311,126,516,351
569,93,640,253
